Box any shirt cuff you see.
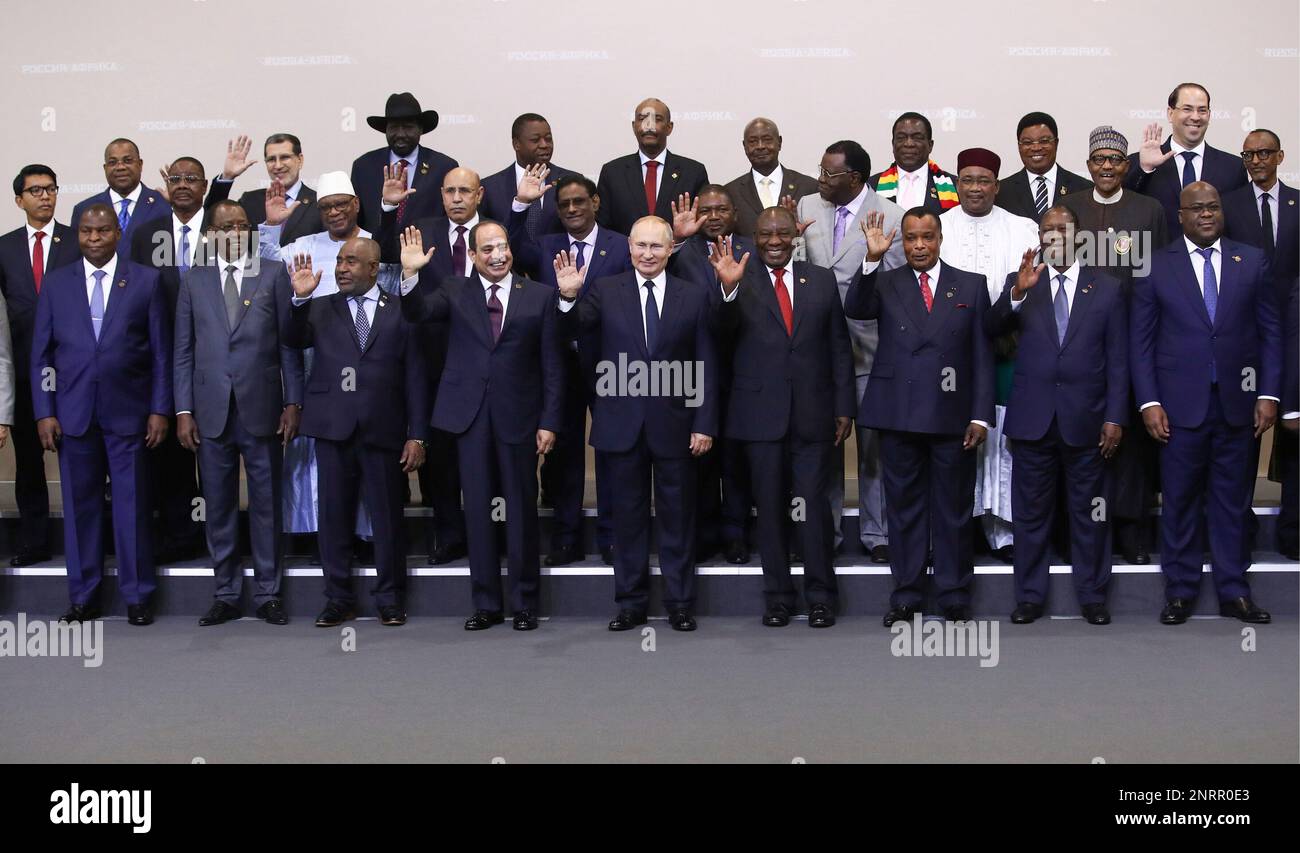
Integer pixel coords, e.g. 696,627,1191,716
1284,412,1300,420
971,420,989,430
400,275,419,296
1010,294,1026,311
511,199,529,213
1139,401,1161,411
1259,396,1280,403
720,282,740,302
290,295,309,307
214,177,233,184
381,202,398,213
176,410,192,415
862,258,881,275
557,297,576,313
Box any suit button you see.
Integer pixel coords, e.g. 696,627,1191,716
1056,382,1062,387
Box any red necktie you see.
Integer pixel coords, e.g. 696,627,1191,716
773,268,793,335
32,231,45,293
918,271,934,313
644,160,659,214
395,159,411,224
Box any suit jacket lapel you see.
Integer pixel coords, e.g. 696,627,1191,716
921,263,958,341
831,201,866,266
624,275,649,358
1033,269,1060,350
1172,244,1214,329
789,264,810,339
1060,269,1097,351
625,157,647,216
283,187,314,238
736,174,763,221
362,290,391,354
894,267,929,334
1213,245,1242,333
97,258,129,346
749,264,787,334
231,262,265,332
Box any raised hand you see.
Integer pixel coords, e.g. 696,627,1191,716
553,249,587,300
156,167,173,203
859,210,898,262
399,226,436,277
264,179,299,225
708,235,751,293
223,134,258,180
781,195,815,236
382,162,416,206
1011,246,1046,298
290,252,322,298
515,163,555,204
670,192,703,240
1139,122,1176,172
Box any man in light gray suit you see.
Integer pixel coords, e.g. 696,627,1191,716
0,290,13,451
796,140,905,562
174,200,304,625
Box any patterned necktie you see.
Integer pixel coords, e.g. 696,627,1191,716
832,205,850,254
1261,192,1275,256
1053,273,1070,345
223,265,241,330
572,240,587,271
1180,151,1197,188
1034,175,1049,217
644,160,659,214
353,294,370,349
487,284,503,343
452,225,467,276
918,270,934,313
1197,247,1217,323
759,177,774,208
179,224,192,272
90,270,106,340
32,231,44,293
396,159,411,224
117,199,131,232
773,268,793,335
643,281,659,352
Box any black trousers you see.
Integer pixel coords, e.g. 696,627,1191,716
9,379,50,553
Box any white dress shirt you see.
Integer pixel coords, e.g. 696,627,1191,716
83,256,118,309
896,164,930,211
1093,187,1123,205
479,272,512,323
448,215,479,278
347,284,380,328
171,212,201,268
1160,138,1206,181
1026,163,1059,207
1011,260,1077,311
640,149,668,202
1253,180,1281,246
721,259,794,307
26,222,55,266
752,166,785,208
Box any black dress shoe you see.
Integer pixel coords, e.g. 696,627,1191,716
431,542,468,565
808,603,836,628
668,609,697,631
1160,598,1191,625
870,544,890,564
600,545,615,566
464,610,504,630
315,602,356,628
882,605,917,627
724,539,749,564
256,599,289,625
992,545,1015,564
942,604,971,622
1082,603,1111,625
608,609,647,631
198,601,241,626
1220,596,1271,624
544,544,581,567
9,548,51,568
1126,541,1151,564
59,603,101,623
1010,602,1043,624
513,610,539,631
127,604,154,626
379,605,407,626
762,603,791,627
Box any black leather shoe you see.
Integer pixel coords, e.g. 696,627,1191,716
762,603,791,627
127,603,154,626
1219,596,1271,624
9,548,51,567
870,544,890,564
608,609,647,631
600,545,615,566
1160,598,1191,625
59,603,101,623
1010,602,1043,624
1082,603,1111,625
513,610,539,631
379,605,407,626
431,542,468,565
256,599,289,625
882,605,917,627
668,609,697,631
198,601,241,626
942,604,971,622
544,544,581,567
1126,542,1151,564
992,545,1015,564
808,603,836,628
724,539,749,564
464,610,504,631
315,602,356,628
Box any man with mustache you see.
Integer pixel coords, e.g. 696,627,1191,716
352,92,459,233
206,133,325,246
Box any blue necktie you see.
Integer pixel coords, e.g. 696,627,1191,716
90,270,106,340
1197,247,1217,323
1180,151,1196,188
643,281,659,352
117,199,131,232
353,295,370,349
1053,274,1070,345
573,240,586,271
179,224,191,272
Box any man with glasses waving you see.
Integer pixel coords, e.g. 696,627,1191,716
995,112,1092,223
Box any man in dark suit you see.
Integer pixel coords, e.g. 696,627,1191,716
1127,83,1248,236
286,237,429,628
986,206,1127,625
0,165,80,566
509,172,630,566
723,117,819,238
399,221,564,630
206,133,325,246
71,138,170,245
709,208,855,626
868,112,959,215
352,92,458,234
845,208,995,625
1282,277,1300,557
33,203,172,626
175,201,304,626
479,113,575,255
1131,182,1281,625
555,216,718,631
595,98,709,236
996,112,1092,223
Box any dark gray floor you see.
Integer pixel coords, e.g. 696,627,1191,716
1,616,1295,763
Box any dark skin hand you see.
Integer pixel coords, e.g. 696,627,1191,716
1099,423,1122,459
1142,405,1170,443
145,414,168,449
37,417,62,451
177,413,200,451
963,422,987,450
278,406,300,446
834,417,852,446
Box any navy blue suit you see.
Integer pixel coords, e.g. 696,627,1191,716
1131,239,1281,603
1126,140,1248,237
403,271,564,613
288,288,430,610
352,145,458,234
715,260,854,609
479,163,576,254
844,261,994,609
1223,181,1299,292
71,186,170,245
1279,276,1300,555
595,152,709,236
31,257,171,606
987,267,1128,607
561,270,719,612
0,223,79,554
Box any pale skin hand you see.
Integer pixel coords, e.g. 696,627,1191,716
278,406,300,446
553,249,587,300
860,211,898,263
670,192,704,241
1142,405,1171,443
290,253,322,298
399,226,436,279
37,417,61,451
264,179,299,226
177,413,200,451
382,162,415,206
1255,399,1278,438
1139,122,1177,172
1099,423,1122,459
399,440,426,473
515,164,555,204
963,422,987,450
0,425,8,448
145,414,168,449
155,167,173,204
708,235,751,294
222,135,258,180
1010,246,1046,299
689,433,713,456
536,429,556,455
780,195,815,237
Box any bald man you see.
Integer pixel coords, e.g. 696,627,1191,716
723,118,820,237
595,98,709,235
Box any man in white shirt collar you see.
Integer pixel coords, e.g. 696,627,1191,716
158,158,208,268
1138,82,1213,181
103,139,147,220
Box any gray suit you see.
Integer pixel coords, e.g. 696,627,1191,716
0,291,14,427
174,254,304,607
797,188,905,551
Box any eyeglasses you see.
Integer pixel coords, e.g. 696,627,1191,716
318,200,353,214
1018,136,1057,147
817,167,852,180
164,175,205,186
1088,154,1127,167
21,185,59,198
1241,149,1279,162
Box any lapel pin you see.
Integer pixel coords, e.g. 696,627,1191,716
599,249,607,256
243,299,251,306
671,172,679,180
53,236,61,243
1288,199,1295,206
787,183,795,191
799,277,806,284
1059,187,1068,195
117,280,126,288
1232,255,1242,262
146,197,154,204
515,282,523,289
946,291,954,298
